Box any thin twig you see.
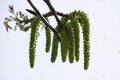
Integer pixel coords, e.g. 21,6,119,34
26,9,68,17
27,0,61,42
43,11,68,17
23,10,68,24
26,9,37,16
43,0,62,27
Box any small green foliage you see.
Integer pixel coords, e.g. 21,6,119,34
4,5,31,32
8,5,14,14
4,21,12,32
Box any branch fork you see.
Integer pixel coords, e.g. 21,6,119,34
27,0,68,42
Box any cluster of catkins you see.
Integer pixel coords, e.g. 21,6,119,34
29,10,90,70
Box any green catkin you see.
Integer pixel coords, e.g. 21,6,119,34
61,28,68,62
67,23,75,63
60,17,68,62
45,24,51,53
73,19,80,62
29,17,40,68
45,18,51,53
79,11,90,70
69,12,80,62
51,32,59,63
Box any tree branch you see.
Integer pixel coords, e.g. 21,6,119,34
26,9,68,17
21,10,68,25
27,0,61,42
43,0,62,27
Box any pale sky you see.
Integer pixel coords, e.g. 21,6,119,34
0,0,120,80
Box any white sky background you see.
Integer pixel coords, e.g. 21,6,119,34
0,0,120,80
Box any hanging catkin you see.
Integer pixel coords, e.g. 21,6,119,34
4,4,91,69
50,27,59,62
67,23,75,63
72,19,80,62
45,19,51,53
60,17,68,62
79,11,90,70
29,17,40,68
69,12,80,62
